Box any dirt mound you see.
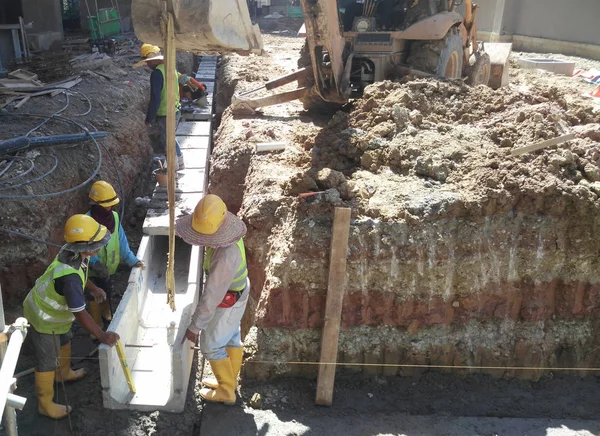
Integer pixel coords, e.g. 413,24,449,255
286,78,600,221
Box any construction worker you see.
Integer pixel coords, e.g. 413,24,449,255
86,180,145,331
178,194,249,405
23,214,120,419
134,43,206,170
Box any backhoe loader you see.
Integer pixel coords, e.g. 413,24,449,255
232,0,505,114
131,0,510,114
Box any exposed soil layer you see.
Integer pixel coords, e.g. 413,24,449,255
209,30,600,381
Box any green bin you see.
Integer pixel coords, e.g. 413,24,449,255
287,6,303,18
88,8,120,40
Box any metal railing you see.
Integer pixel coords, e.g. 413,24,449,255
0,286,28,436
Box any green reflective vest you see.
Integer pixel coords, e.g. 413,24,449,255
156,64,181,117
95,211,120,276
23,256,87,335
203,238,248,292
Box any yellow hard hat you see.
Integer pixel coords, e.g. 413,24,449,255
89,181,120,207
140,43,161,59
192,194,227,235
64,214,108,245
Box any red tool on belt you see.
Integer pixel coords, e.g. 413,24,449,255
218,291,240,308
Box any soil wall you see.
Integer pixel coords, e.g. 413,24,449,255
211,67,600,381
0,69,152,308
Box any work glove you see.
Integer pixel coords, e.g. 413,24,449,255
188,77,206,92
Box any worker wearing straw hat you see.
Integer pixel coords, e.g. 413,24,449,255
178,194,249,406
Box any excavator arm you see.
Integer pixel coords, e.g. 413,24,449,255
299,0,351,103
132,0,263,53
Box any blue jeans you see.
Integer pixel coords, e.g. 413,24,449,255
156,111,182,157
199,283,249,361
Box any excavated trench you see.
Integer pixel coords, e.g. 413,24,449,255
211,45,600,382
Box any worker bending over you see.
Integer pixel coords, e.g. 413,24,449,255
86,181,145,332
134,43,206,170
179,194,249,405
23,214,120,419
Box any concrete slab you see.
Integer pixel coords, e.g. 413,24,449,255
517,57,576,76
179,148,209,168
176,122,211,137
182,110,212,121
155,169,206,194
100,236,202,412
142,193,203,236
179,135,211,150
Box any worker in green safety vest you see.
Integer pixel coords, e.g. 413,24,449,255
133,43,206,171
23,214,120,420
85,180,145,332
177,194,249,406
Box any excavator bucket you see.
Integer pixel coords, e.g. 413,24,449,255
132,0,263,54
485,42,512,89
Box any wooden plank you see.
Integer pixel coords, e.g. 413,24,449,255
510,133,576,157
14,96,30,109
0,76,81,94
11,29,22,60
315,207,352,406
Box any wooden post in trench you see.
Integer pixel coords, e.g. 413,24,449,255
315,207,352,406
162,2,176,310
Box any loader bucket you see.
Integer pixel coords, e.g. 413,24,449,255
132,0,263,54
485,42,512,89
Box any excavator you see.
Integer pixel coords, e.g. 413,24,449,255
132,0,510,114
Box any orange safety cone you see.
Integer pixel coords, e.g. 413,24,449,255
590,84,600,99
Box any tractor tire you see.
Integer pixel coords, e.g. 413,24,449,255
466,52,491,87
297,40,342,113
407,30,464,79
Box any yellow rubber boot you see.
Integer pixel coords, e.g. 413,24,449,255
88,301,104,339
199,358,236,405
202,347,243,390
35,370,72,419
100,300,112,321
55,343,88,382
88,301,103,328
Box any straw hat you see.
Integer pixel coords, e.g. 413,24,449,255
176,195,246,247
132,43,165,68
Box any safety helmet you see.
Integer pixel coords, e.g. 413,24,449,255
192,194,227,235
89,181,120,207
64,214,109,251
139,43,162,60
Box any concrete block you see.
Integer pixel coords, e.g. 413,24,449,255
143,193,204,236
182,107,212,121
100,235,202,412
176,121,211,137
179,135,211,150
487,42,512,89
28,32,62,51
517,57,576,76
179,149,209,169
155,169,206,194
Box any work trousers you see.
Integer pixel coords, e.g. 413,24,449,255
156,111,183,157
200,282,249,361
30,325,72,372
